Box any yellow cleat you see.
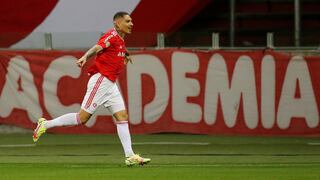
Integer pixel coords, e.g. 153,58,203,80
32,118,47,142
125,154,151,166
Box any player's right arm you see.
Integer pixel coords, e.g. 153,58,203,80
76,42,110,67
76,32,113,67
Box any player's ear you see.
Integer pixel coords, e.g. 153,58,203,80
114,19,122,29
113,21,118,28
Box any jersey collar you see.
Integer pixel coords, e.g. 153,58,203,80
113,28,125,42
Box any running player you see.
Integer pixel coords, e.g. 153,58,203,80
32,11,150,166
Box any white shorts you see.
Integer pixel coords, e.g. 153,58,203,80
81,73,126,114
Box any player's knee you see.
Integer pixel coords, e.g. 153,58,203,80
78,110,92,124
79,115,90,123
117,113,128,121
114,111,128,121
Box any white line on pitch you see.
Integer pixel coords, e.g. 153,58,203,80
307,142,320,146
147,163,320,167
60,163,320,168
132,142,210,145
0,144,36,148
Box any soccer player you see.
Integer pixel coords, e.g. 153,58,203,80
32,11,150,166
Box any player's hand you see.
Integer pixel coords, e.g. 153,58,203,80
125,54,132,64
76,57,87,67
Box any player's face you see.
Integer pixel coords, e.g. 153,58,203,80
118,15,133,34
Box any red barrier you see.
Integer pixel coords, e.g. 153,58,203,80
0,49,320,135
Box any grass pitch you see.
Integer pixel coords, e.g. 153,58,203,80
0,133,320,180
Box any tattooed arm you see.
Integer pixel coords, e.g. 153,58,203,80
76,44,107,67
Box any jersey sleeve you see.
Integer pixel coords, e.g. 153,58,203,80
97,33,116,49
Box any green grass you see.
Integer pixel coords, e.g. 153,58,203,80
0,134,320,179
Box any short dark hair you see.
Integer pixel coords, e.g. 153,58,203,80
113,11,129,21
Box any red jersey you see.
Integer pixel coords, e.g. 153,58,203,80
88,28,127,82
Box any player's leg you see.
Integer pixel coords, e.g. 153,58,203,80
107,87,150,166
44,109,91,129
113,110,134,157
33,73,104,142
113,110,151,166
32,109,93,142
32,111,85,142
